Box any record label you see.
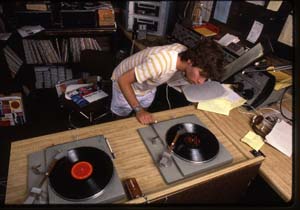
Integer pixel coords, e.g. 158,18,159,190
165,123,219,163
71,161,93,180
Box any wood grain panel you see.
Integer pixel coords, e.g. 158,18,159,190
6,106,263,204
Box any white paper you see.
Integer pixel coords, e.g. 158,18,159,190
246,1,265,6
201,1,214,22
0,33,11,41
213,0,232,24
83,90,108,103
17,25,45,38
278,14,293,47
265,120,292,157
217,33,240,46
246,20,264,43
267,1,282,11
196,84,246,116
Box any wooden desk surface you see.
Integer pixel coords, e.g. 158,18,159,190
117,24,293,202
5,105,265,204
203,94,293,202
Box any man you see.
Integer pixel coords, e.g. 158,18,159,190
110,39,224,125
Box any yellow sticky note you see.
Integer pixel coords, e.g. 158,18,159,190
194,27,217,37
197,98,231,115
241,131,265,151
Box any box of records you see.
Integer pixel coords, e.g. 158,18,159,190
0,93,26,126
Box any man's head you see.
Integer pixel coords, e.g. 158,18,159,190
178,39,225,83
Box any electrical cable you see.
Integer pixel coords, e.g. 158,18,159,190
237,107,256,116
242,104,262,115
279,86,292,121
183,1,190,19
165,85,172,109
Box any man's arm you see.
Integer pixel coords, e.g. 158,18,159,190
117,69,154,124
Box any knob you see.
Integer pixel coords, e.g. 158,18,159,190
232,82,244,92
242,88,254,100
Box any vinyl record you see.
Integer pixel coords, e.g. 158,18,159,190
165,123,219,163
49,147,113,201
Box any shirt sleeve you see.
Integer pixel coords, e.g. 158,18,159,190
134,51,173,84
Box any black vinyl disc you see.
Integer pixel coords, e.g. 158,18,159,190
49,147,113,201
166,123,219,163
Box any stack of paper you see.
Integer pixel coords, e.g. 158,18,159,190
194,27,217,37
197,85,246,115
17,25,45,38
265,120,292,157
217,33,240,46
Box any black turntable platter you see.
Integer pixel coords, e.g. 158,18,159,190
49,147,113,201
166,123,219,163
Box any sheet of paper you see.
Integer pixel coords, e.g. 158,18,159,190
201,0,214,22
265,120,292,157
267,1,282,11
241,131,265,151
246,1,265,6
197,85,246,115
0,33,11,41
213,0,232,24
278,14,293,47
17,25,45,38
217,33,240,46
83,90,108,103
246,20,264,43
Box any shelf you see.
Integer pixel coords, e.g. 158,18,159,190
42,26,117,36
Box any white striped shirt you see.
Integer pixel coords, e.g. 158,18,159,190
111,43,187,95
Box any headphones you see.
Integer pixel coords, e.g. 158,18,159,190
251,112,279,138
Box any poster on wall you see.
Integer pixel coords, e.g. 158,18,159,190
213,0,232,24
200,1,214,22
267,1,283,12
245,1,265,6
246,20,264,43
278,14,293,47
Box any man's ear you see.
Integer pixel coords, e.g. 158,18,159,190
187,59,193,66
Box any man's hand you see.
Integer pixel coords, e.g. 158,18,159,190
135,109,154,125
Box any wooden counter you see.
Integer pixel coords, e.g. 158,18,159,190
203,93,293,202
5,105,265,204
115,24,293,203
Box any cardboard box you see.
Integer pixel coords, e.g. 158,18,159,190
98,9,115,26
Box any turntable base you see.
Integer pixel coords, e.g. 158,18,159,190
27,136,126,204
138,115,233,184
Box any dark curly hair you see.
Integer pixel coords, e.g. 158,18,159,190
178,39,224,81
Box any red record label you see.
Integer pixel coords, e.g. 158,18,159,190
71,161,93,180
10,100,20,109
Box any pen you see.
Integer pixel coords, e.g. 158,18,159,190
105,138,115,159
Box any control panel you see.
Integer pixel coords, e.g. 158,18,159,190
171,23,203,48
230,68,275,108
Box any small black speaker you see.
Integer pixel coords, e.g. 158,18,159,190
61,10,98,28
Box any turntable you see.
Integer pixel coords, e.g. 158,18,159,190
26,136,126,204
138,114,233,184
